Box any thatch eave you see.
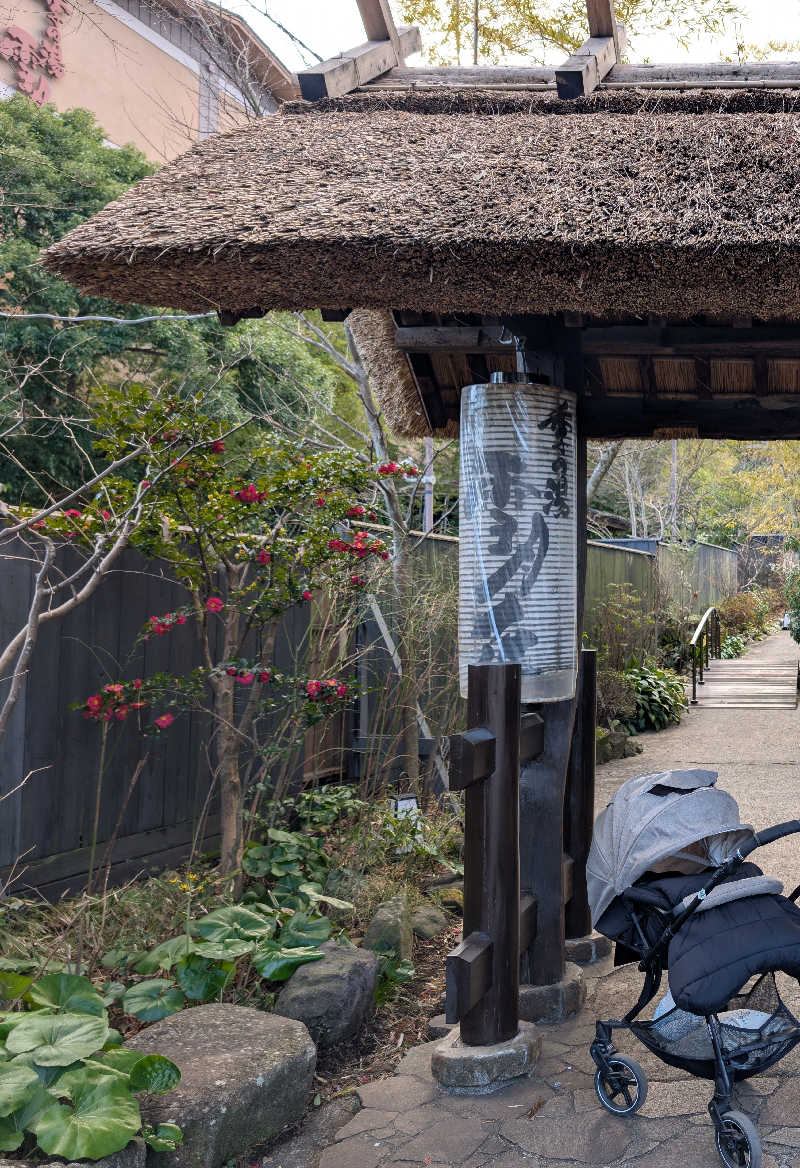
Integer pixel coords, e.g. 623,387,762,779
41,89,800,322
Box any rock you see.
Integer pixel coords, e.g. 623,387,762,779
127,1003,315,1168
274,940,378,1049
325,868,367,900
0,1142,146,1168
624,736,644,757
519,963,586,1023
596,726,635,764
362,892,413,960
66,1143,147,1168
411,904,449,940
440,884,463,915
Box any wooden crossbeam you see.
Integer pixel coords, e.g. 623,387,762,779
448,726,496,791
298,26,422,100
369,61,800,90
445,931,493,1024
520,893,538,952
356,0,401,56
556,36,617,100
395,325,514,354
520,712,544,763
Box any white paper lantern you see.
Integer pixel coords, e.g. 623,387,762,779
458,377,578,703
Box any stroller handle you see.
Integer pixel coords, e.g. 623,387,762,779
741,820,800,856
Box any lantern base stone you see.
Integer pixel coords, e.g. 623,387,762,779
430,1022,541,1094
565,933,613,966
518,962,586,1023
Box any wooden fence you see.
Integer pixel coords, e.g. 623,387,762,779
0,532,744,896
0,541,309,897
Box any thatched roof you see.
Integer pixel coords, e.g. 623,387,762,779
43,89,800,321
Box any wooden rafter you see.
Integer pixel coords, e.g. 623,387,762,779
368,61,800,89
298,1,421,101
556,0,625,99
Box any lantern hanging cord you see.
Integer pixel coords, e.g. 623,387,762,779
0,311,217,325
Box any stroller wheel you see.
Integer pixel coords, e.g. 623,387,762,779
715,1111,761,1168
594,1054,648,1115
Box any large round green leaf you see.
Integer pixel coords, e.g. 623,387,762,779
174,955,234,1002
25,974,106,1017
129,1055,181,1095
192,940,254,961
122,980,185,1023
0,1063,38,1116
6,1013,109,1066
278,912,332,949
0,1082,63,1149
252,944,324,983
134,936,195,976
32,1074,141,1160
192,906,276,945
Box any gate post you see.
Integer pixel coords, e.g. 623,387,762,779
431,663,542,1091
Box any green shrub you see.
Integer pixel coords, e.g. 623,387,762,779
720,634,746,659
718,591,764,638
622,664,686,733
0,972,181,1160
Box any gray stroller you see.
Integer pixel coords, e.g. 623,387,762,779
587,769,800,1168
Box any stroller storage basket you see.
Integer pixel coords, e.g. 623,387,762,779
631,973,800,1080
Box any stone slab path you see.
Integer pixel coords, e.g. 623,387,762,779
316,957,800,1168
297,631,800,1168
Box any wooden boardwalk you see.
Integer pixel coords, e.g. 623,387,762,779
693,658,799,708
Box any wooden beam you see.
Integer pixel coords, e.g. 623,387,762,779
445,931,493,1024
298,26,421,101
579,395,800,440
448,726,496,791
520,893,538,953
395,325,514,354
356,0,401,57
519,712,544,763
368,60,800,90
556,35,616,99
586,0,616,39
582,323,800,356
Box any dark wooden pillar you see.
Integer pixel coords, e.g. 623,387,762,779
564,647,597,939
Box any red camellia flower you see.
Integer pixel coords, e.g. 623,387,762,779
347,505,365,518
236,672,255,685
132,678,142,689
210,440,226,454
155,713,174,729
232,484,261,504
378,462,400,475
87,694,102,711
63,508,82,519
306,680,323,698
336,684,348,697
259,670,271,683
316,497,326,508
226,667,237,676
205,597,223,613
114,707,128,721
257,549,270,565
176,614,187,625
302,589,312,601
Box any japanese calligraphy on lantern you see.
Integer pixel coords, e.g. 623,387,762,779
1,0,70,105
458,380,578,703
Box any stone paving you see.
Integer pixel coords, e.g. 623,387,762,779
307,632,800,1168
317,958,800,1168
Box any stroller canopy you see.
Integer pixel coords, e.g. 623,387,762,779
587,769,755,926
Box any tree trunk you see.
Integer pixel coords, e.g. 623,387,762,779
216,679,243,888
586,440,622,505
393,533,419,787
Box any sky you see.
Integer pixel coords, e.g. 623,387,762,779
226,0,800,73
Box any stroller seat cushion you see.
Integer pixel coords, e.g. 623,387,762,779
668,893,800,1016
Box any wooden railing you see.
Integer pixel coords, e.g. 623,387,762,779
689,606,722,705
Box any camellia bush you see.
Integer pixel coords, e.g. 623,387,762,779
26,384,410,886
